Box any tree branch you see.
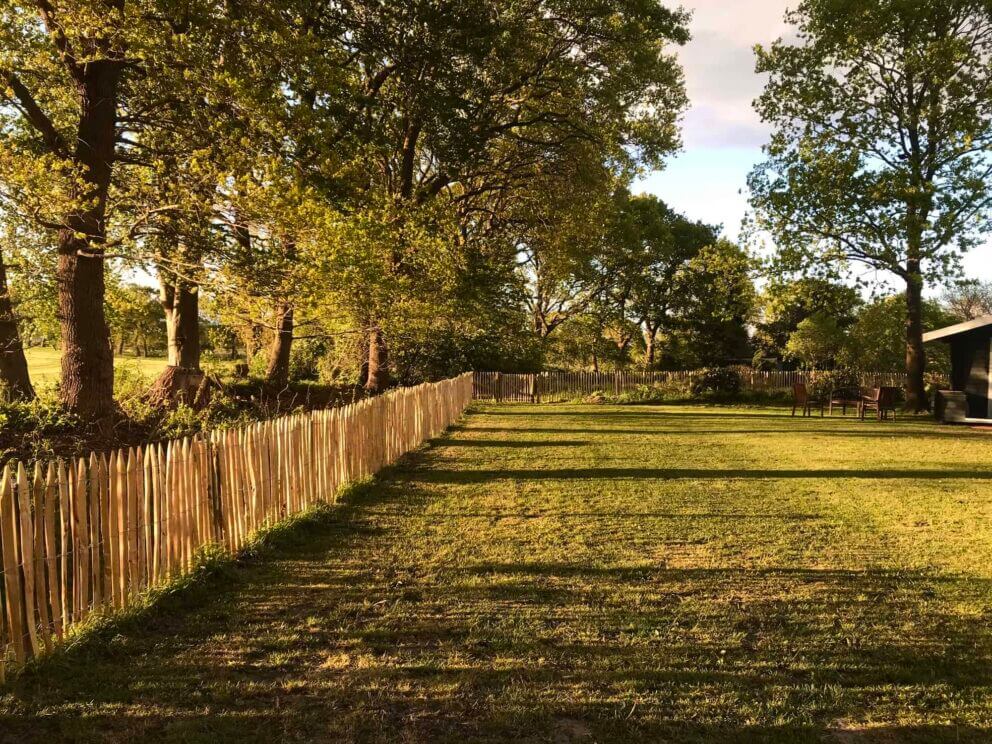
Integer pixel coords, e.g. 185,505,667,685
2,70,69,156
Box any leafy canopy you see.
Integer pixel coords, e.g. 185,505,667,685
749,0,992,284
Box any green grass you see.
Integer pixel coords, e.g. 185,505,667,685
24,346,168,387
4,403,992,742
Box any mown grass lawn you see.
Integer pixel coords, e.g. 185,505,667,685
3,403,992,742
24,347,168,388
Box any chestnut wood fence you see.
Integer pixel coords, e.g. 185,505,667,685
0,373,473,679
473,368,912,403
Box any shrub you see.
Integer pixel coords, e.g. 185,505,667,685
807,368,861,399
613,384,663,404
0,395,83,463
115,364,156,423
0,397,79,435
613,379,695,404
152,389,255,441
289,339,327,382
248,350,270,379
690,368,742,396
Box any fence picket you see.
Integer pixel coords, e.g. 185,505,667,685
42,463,61,640
30,464,51,653
1,466,25,665
0,374,472,674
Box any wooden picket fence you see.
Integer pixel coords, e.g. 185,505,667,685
473,368,911,403
0,373,473,679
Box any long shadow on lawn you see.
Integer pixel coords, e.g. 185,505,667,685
450,427,978,439
473,407,972,432
414,467,992,482
2,448,991,742
478,409,822,421
360,510,826,521
441,439,591,447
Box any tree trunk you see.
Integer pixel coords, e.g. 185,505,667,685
242,323,262,364
615,334,632,368
265,302,294,387
57,60,120,420
148,272,203,405
0,246,34,400
160,275,201,369
58,238,115,419
644,326,657,371
904,266,928,412
364,325,391,393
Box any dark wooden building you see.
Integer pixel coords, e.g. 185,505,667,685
924,315,992,421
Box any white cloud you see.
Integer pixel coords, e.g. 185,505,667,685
674,1,792,149
642,1,992,286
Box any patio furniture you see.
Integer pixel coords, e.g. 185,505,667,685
860,386,899,421
792,382,824,417
829,387,863,416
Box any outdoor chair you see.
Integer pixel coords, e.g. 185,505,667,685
829,387,863,416
792,382,824,417
860,386,899,421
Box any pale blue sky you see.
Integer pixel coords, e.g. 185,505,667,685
635,0,991,288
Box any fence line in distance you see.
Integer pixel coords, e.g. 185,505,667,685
472,368,913,403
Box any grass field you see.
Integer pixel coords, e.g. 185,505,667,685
24,347,168,388
3,403,992,742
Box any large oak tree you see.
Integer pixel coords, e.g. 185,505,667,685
749,0,992,410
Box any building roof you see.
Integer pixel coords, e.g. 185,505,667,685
923,315,992,343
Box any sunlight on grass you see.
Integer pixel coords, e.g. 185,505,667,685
24,346,168,388
3,404,991,742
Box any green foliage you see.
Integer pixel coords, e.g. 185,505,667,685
0,395,78,436
752,277,862,367
114,364,157,422
389,311,542,384
152,390,251,441
545,312,633,373
247,349,271,380
612,379,694,404
106,277,164,356
0,0,692,412
806,368,862,400
665,241,756,368
841,294,957,374
690,368,743,396
784,313,848,368
288,339,327,383
749,0,992,405
750,1,992,283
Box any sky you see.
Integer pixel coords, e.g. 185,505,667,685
634,0,991,288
